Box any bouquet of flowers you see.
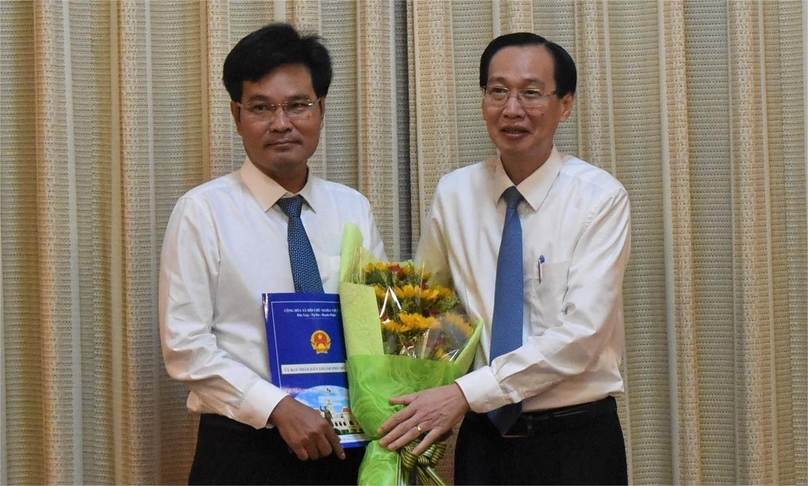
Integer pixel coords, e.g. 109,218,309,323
338,224,482,485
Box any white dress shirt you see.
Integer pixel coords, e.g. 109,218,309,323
159,157,386,429
416,146,631,414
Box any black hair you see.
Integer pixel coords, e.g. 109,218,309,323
479,32,577,98
222,23,332,102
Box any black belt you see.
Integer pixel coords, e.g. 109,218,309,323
501,396,617,438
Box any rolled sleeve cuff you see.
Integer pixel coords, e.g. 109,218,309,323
239,379,288,429
455,367,510,414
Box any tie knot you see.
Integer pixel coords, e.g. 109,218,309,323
277,195,305,218
501,186,523,209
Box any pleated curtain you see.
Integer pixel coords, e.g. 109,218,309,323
1,1,806,484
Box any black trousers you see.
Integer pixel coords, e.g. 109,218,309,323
455,397,627,485
188,414,364,485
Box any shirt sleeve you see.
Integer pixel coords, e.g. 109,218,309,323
414,190,451,286
456,188,632,413
158,197,287,429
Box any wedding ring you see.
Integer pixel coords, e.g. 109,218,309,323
415,424,423,434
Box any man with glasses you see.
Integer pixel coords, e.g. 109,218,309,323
159,23,386,484
378,33,631,484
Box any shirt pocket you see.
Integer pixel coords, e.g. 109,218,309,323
528,258,571,335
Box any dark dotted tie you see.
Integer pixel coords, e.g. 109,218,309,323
276,196,324,293
487,186,524,434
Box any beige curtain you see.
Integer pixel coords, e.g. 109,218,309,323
0,0,805,485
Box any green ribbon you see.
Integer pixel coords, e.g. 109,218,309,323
400,440,448,486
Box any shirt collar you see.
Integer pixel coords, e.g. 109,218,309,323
238,156,321,212
491,145,564,211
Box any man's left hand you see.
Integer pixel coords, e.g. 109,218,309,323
377,384,470,455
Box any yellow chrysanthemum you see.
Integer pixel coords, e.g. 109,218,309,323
397,264,414,277
417,287,441,303
441,313,474,338
382,319,408,334
366,262,389,273
393,284,423,301
397,263,431,281
359,258,476,361
398,312,434,333
433,286,455,301
374,286,388,300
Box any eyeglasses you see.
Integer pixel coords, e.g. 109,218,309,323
483,86,558,108
237,97,320,122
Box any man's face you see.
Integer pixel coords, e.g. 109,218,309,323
482,45,573,167
231,64,324,183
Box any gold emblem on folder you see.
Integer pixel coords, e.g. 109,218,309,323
310,330,332,354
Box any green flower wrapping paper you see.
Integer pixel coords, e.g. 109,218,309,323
338,224,482,485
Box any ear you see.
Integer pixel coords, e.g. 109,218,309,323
317,96,326,129
230,101,244,135
558,93,575,122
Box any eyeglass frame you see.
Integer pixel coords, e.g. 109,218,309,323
482,85,559,107
236,97,321,122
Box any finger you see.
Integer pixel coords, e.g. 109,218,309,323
291,443,309,461
325,429,346,460
304,439,320,460
378,407,415,435
379,416,417,447
388,392,418,405
437,429,453,442
385,422,424,451
313,434,334,460
411,429,441,455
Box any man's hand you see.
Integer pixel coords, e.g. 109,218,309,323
377,384,470,456
270,396,346,461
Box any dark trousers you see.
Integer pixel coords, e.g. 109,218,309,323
188,414,364,485
455,397,627,485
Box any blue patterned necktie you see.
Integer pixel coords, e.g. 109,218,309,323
487,186,524,434
276,196,324,293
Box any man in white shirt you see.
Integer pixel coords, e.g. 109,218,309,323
159,23,386,485
378,33,630,484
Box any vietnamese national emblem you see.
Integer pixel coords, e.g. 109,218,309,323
310,330,331,354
